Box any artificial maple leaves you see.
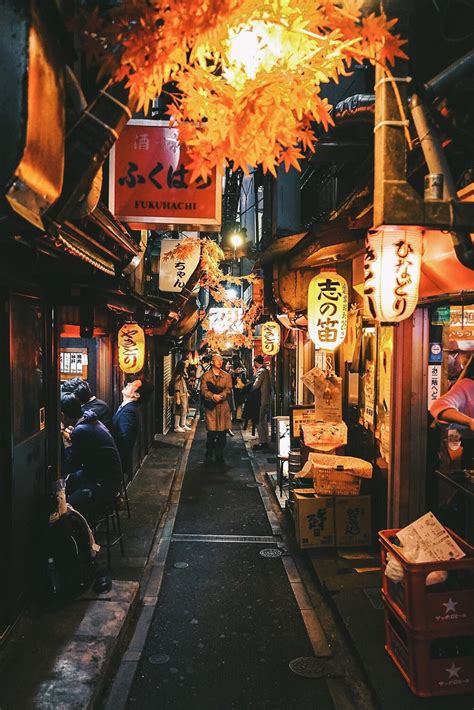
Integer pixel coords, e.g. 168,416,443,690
78,0,406,178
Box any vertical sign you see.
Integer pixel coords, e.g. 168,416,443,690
427,364,441,409
109,120,221,230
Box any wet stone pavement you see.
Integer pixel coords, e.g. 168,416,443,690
126,425,334,709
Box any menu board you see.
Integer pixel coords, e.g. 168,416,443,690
290,405,321,440
60,348,88,379
313,369,342,422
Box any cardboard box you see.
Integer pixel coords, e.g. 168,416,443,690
314,469,361,496
294,492,335,548
335,495,372,547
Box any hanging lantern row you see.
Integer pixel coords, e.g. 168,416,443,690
364,226,423,323
261,321,281,356
118,322,145,374
307,270,348,351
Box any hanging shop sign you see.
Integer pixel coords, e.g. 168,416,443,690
261,321,281,356
208,307,244,335
109,120,221,230
158,238,201,292
307,271,348,351
364,226,423,323
118,322,145,374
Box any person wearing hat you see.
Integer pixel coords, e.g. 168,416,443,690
252,355,272,450
200,353,233,464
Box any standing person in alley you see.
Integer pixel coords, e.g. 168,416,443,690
170,360,191,433
252,355,272,450
201,353,232,464
113,377,154,481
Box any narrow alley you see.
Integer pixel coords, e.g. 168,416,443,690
106,422,364,710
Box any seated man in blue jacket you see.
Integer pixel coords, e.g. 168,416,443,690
112,377,154,481
61,393,122,523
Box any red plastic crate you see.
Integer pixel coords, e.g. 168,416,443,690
379,528,474,633
384,601,474,697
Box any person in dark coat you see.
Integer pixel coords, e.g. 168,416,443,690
112,377,154,480
61,393,122,523
62,377,113,431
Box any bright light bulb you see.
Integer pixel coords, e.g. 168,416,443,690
226,288,239,300
229,232,243,248
224,21,285,86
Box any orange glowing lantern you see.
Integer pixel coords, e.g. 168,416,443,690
308,270,348,351
261,321,281,356
118,322,145,374
364,226,423,322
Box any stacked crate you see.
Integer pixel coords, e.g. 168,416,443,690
379,528,474,697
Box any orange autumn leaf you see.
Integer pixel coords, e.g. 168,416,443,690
78,0,407,180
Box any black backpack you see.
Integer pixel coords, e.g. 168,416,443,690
167,379,174,397
45,510,96,602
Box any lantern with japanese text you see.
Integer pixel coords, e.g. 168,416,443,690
118,322,145,374
364,226,423,322
261,321,281,356
308,271,348,351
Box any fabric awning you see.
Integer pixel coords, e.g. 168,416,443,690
419,230,474,300
257,233,308,265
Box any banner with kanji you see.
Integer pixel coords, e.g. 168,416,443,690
109,120,221,230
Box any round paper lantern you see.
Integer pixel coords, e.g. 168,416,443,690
308,270,348,351
364,226,423,322
118,322,145,374
261,321,281,356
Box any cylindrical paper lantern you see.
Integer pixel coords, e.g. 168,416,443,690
364,226,423,322
308,270,348,351
261,321,281,355
118,322,145,374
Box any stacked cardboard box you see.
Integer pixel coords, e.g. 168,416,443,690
291,488,372,548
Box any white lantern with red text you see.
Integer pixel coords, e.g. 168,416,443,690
118,322,145,374
261,321,281,356
364,226,423,322
307,271,348,351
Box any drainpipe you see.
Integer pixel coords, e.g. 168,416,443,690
410,94,474,269
424,49,474,99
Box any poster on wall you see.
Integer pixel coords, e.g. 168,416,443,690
313,369,342,422
363,361,375,426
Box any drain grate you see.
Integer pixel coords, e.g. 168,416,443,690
173,562,189,569
148,654,170,665
259,548,283,558
289,657,341,678
246,482,263,488
363,587,384,610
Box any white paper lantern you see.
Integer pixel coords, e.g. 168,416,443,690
364,226,423,322
307,270,348,351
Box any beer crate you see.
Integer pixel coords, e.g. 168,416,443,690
379,528,474,633
384,601,474,697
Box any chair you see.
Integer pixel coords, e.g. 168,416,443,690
120,475,131,518
94,497,125,569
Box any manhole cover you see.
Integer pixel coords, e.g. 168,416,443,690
289,657,339,678
246,482,263,488
148,654,170,665
173,562,189,569
260,548,283,558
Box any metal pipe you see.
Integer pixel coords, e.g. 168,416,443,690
410,93,474,270
424,49,474,99
410,94,456,200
